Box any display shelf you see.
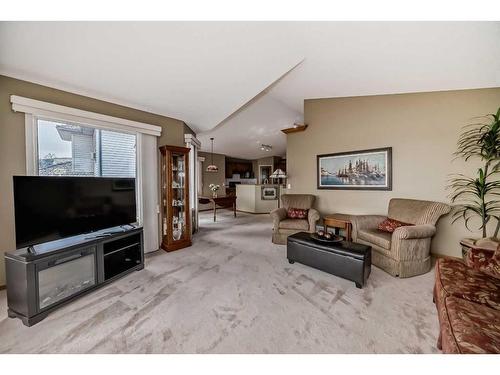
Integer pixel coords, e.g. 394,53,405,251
159,145,192,252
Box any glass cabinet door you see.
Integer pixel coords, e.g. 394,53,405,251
171,152,186,242
162,155,168,237
159,144,191,252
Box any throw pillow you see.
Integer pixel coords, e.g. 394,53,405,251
287,208,309,219
378,218,413,233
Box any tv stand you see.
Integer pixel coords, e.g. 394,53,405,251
5,226,144,326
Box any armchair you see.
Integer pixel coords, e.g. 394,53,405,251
270,194,320,244
352,198,451,278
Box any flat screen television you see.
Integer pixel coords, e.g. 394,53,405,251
13,176,137,248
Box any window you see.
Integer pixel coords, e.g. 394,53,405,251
13,95,164,253
37,119,136,178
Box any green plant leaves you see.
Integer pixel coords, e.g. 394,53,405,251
447,106,500,238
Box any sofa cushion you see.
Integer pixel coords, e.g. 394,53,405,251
287,208,309,220
281,194,315,210
435,258,500,311
377,218,413,233
440,296,500,354
279,219,309,231
357,228,392,250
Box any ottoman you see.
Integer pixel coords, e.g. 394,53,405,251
287,231,371,288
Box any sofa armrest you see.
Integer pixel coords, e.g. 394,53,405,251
270,207,287,229
466,247,500,279
391,224,437,262
392,224,436,240
308,208,320,232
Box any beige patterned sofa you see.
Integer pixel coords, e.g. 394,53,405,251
352,198,451,277
270,194,320,244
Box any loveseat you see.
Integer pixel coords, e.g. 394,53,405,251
433,246,500,353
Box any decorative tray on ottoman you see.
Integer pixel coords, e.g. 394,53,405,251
310,232,343,244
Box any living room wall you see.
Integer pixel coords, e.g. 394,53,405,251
0,75,189,286
286,87,500,257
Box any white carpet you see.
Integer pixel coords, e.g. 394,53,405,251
0,211,440,353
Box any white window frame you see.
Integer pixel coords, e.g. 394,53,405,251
12,95,162,231
26,115,137,176
26,114,143,224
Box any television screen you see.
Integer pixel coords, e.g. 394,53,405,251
13,176,137,248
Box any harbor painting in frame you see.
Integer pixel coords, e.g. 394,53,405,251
317,147,392,190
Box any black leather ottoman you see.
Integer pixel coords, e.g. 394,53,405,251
287,232,371,288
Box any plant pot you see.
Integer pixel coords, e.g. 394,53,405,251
460,237,499,259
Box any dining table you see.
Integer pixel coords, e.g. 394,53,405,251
198,195,237,222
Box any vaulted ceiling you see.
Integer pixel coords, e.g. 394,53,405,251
1,22,499,158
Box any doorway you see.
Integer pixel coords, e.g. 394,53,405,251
259,165,273,184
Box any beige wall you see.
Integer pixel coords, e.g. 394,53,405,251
183,123,197,138
0,75,187,286
199,151,226,210
287,88,500,257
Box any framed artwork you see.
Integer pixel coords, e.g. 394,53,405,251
317,147,392,190
261,186,278,200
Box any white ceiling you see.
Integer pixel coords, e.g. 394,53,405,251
198,92,302,160
268,22,500,113
1,22,499,159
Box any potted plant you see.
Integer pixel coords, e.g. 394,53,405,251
448,107,500,256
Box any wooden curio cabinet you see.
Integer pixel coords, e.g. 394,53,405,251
159,145,192,252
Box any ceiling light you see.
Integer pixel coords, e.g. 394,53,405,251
260,144,272,152
206,137,219,173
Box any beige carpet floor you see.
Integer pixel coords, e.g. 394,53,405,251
0,211,440,353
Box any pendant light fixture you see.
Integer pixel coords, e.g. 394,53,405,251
206,137,219,173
